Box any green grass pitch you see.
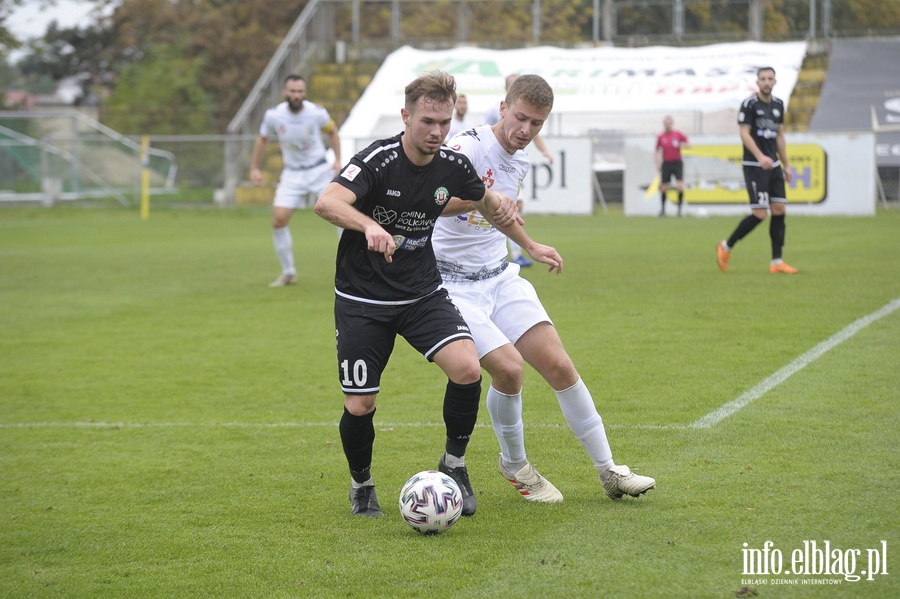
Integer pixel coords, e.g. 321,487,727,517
1,204,898,597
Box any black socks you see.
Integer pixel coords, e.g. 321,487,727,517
340,406,376,484
727,214,764,248
443,377,482,458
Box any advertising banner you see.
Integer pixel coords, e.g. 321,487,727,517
341,42,808,140
624,133,875,216
518,137,593,215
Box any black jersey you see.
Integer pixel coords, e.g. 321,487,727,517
737,94,786,166
332,133,486,304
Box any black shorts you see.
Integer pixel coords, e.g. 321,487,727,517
661,161,683,184
743,165,786,209
334,290,473,395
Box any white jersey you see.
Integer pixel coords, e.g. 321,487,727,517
258,101,333,170
433,125,529,281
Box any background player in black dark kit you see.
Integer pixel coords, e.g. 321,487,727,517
314,71,519,518
717,67,797,274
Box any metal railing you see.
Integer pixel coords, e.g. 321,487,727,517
0,111,177,205
0,124,130,205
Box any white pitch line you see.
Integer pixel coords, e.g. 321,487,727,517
688,297,900,429
0,420,665,430
2,298,897,432
0,421,450,429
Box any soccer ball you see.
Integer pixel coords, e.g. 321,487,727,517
399,470,463,535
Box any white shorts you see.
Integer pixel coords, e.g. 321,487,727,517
443,264,552,359
273,162,335,208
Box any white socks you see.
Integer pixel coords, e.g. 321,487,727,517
272,226,296,275
555,377,614,471
487,378,615,474
486,386,526,466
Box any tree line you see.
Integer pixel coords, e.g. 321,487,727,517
2,0,899,135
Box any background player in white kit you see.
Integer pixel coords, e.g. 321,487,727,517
250,75,342,287
445,93,473,142
435,74,656,503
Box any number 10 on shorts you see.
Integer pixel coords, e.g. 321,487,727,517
341,359,368,387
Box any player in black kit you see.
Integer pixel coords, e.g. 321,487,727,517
717,66,798,274
314,71,519,518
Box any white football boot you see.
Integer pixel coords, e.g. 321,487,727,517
600,464,656,500
500,459,563,503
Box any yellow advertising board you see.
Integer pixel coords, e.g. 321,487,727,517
647,144,828,204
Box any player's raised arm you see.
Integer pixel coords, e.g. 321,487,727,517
478,189,562,274
314,182,396,263
445,189,524,225
497,222,563,274
480,189,524,228
441,197,477,217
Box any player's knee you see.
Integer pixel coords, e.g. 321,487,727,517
454,359,482,386
272,206,292,228
542,356,579,390
344,395,376,416
487,355,524,392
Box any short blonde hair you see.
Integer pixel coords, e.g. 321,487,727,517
405,71,457,113
505,74,554,111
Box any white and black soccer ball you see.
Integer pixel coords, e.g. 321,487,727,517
398,470,463,535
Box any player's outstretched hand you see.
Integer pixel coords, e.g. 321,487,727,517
365,224,396,263
527,243,563,275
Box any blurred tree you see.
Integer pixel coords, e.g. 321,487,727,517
764,0,796,39
539,0,594,44
101,41,214,134
100,0,306,131
0,49,16,104
614,0,673,39
685,1,747,38
22,19,116,80
8,0,900,132
831,0,900,35
0,0,25,52
14,0,306,132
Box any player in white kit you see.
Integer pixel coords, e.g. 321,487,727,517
250,75,341,287
435,74,656,503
